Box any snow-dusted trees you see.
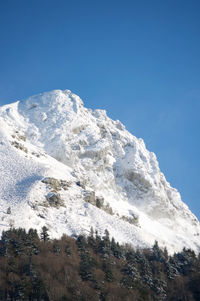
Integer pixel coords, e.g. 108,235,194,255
0,229,199,300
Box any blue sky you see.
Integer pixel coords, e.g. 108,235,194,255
0,0,199,218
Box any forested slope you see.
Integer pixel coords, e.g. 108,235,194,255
0,228,199,301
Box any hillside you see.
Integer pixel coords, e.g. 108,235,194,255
0,89,199,253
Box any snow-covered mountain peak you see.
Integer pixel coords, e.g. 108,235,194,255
0,89,199,254
20,89,83,109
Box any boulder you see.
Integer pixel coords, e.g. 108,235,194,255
46,192,64,208
83,190,96,205
42,177,61,191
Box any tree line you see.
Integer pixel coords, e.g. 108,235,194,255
0,227,199,300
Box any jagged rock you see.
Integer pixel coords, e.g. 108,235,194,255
121,214,139,226
12,133,26,141
96,196,104,208
83,192,114,216
42,177,61,191
31,152,40,157
125,171,152,193
83,190,96,205
11,141,28,153
76,180,86,189
103,203,114,215
7,207,11,214
18,135,26,141
46,192,64,208
42,177,71,191
60,180,71,190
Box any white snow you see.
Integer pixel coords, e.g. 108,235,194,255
0,89,199,254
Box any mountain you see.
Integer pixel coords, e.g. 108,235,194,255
0,89,199,253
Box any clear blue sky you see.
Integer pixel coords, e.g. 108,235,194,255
0,1,199,218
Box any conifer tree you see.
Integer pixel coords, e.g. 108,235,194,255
40,226,49,242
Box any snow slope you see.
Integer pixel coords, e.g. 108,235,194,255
0,89,199,254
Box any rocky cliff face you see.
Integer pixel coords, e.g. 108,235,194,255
0,89,199,253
